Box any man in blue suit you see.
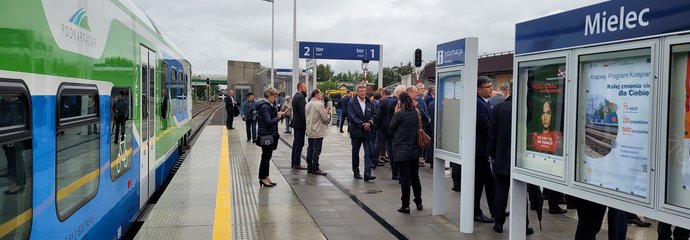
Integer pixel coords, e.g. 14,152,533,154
348,85,376,181
474,76,495,223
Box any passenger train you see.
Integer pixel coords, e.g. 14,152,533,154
0,0,192,239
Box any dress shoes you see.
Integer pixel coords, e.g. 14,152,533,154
375,161,385,166
354,173,363,179
628,217,652,227
474,214,494,223
392,176,399,180
397,207,410,214
451,187,461,192
493,224,503,233
415,203,423,211
292,165,308,170
310,170,327,175
549,208,568,214
526,227,534,235
363,175,376,181
246,139,251,142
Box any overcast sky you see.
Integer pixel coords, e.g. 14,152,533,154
132,0,604,75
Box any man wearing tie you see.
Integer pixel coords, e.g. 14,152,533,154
225,90,237,130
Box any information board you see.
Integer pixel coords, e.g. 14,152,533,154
516,57,567,177
576,49,652,197
437,71,462,154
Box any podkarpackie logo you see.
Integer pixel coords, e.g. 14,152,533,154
61,7,97,48
68,8,90,30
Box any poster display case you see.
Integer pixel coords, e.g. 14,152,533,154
516,57,567,179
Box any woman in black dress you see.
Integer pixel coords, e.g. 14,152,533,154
390,92,422,213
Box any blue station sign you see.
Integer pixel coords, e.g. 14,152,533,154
516,0,690,55
298,41,380,61
436,38,466,68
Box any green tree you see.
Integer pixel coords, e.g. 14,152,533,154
317,81,339,92
317,64,334,82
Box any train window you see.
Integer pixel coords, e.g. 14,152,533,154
110,87,132,181
171,68,177,116
575,48,652,198
56,84,100,221
148,51,155,140
0,79,33,240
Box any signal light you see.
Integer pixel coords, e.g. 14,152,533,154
414,49,422,67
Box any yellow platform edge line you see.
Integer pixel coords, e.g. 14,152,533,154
212,128,231,240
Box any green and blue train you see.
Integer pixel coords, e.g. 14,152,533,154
0,0,193,239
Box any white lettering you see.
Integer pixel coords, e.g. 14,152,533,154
625,11,637,28
584,6,650,36
639,8,650,26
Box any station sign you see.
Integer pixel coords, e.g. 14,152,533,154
436,39,466,68
298,41,380,61
516,0,690,54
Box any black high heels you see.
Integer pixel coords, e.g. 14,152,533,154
259,179,275,187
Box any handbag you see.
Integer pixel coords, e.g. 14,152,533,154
259,135,274,146
416,109,431,149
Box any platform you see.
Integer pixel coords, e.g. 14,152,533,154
134,115,658,239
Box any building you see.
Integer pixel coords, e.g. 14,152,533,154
227,60,260,103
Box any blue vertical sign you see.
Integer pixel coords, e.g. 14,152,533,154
436,39,466,68
298,41,381,61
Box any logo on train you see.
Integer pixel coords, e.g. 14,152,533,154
68,8,91,30
61,7,98,48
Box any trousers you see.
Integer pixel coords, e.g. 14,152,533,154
245,120,257,141
398,160,422,207
306,138,323,172
474,155,495,217
291,128,305,167
575,199,627,240
351,137,373,176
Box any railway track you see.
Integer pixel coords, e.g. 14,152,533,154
584,123,618,157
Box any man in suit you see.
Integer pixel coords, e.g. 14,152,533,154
378,85,406,180
339,91,351,133
475,76,495,223
291,82,308,170
488,83,509,107
348,85,376,181
225,90,237,129
487,84,535,235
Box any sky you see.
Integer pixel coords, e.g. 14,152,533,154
131,0,604,75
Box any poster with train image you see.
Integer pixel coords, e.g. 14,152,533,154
579,53,652,197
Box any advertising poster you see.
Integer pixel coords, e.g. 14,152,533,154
525,63,566,157
580,54,651,197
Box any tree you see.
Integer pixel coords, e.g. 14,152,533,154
317,81,339,92
317,64,334,82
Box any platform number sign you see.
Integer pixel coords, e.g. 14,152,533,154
299,41,380,61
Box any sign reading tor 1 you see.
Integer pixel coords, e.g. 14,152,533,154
298,41,381,61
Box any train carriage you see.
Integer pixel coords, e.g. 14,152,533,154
0,0,192,239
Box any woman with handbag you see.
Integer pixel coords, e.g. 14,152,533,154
256,87,285,187
389,92,426,213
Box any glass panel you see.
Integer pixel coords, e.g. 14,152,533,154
148,64,155,140
0,94,26,132
666,43,690,209
59,94,98,121
0,138,32,239
576,48,652,198
141,62,148,142
56,123,99,220
436,70,462,154
516,57,566,177
172,69,177,115
110,88,132,180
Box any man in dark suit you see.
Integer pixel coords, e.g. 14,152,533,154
348,86,376,181
225,90,237,130
377,85,404,180
475,76,495,223
339,91,351,133
291,82,308,170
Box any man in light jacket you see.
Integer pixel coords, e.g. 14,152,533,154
305,89,330,175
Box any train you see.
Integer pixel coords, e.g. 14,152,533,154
0,0,192,239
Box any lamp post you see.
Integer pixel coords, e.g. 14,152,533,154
292,0,297,96
261,0,275,87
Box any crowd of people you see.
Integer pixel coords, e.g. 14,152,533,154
223,79,686,239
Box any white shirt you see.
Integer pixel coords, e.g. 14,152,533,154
358,97,366,114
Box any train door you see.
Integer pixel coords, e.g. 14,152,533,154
139,46,156,205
